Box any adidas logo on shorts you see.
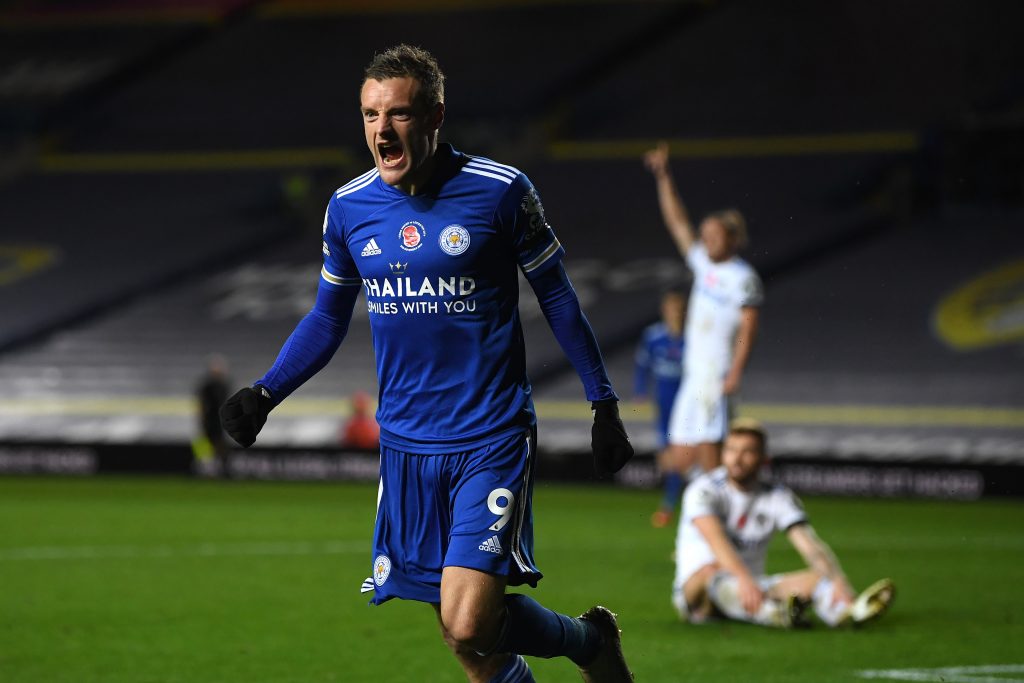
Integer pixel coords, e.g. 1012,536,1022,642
478,535,503,555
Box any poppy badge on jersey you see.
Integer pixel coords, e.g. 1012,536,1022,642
399,221,426,251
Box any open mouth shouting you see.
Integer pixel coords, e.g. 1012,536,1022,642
378,142,405,168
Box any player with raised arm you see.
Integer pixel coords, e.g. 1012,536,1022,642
644,141,763,486
218,45,634,683
672,418,895,629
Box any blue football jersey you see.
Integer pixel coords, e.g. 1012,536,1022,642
321,144,565,453
635,322,685,416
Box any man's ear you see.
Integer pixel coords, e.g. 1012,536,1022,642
432,101,445,131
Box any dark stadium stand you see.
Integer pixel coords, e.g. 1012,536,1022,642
0,170,298,351
1,0,1022,493
561,0,1024,139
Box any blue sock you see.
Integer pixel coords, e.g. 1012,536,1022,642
489,654,535,683
495,593,600,666
661,472,684,510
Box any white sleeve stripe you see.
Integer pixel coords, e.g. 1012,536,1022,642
521,239,562,273
337,169,378,196
461,167,513,185
336,171,379,197
465,159,517,180
467,155,520,176
321,266,361,286
336,168,377,193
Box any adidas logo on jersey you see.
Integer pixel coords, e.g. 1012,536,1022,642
478,535,503,555
361,239,382,257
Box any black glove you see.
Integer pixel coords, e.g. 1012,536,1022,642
219,385,274,448
590,398,634,475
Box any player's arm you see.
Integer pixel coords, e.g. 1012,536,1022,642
508,173,632,474
643,141,696,256
219,280,359,448
221,198,360,448
722,305,759,395
530,264,613,401
692,514,764,614
257,280,359,402
786,523,855,602
528,264,633,474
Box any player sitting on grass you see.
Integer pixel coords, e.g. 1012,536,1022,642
671,418,894,628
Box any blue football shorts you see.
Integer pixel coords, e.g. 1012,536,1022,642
365,426,542,605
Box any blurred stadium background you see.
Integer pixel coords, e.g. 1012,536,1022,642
1,1,1023,680
1,0,1021,493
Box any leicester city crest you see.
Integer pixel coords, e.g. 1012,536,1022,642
439,225,470,256
373,554,392,586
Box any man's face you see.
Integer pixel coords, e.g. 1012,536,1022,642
722,432,764,486
660,293,686,329
360,76,443,193
700,218,736,262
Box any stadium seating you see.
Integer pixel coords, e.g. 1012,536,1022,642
0,0,1021,470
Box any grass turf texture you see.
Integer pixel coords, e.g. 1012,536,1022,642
1,477,1022,683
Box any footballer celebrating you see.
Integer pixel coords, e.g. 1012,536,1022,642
672,418,894,628
220,45,634,683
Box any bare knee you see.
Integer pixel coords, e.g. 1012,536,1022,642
696,442,721,471
681,564,719,621
440,602,501,652
439,566,507,653
664,444,695,473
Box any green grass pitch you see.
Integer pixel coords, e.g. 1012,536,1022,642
1,476,1022,682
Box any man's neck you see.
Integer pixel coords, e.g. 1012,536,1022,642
397,143,442,196
727,475,759,493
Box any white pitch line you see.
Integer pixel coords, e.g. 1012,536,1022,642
858,665,1024,683
0,540,368,562
3,534,1020,563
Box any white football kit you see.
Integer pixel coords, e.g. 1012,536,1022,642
667,243,762,445
673,467,807,590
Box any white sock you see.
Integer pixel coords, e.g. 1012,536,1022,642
812,577,849,627
708,572,789,627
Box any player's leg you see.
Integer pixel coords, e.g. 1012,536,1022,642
694,440,721,472
846,578,895,625
705,571,808,628
651,444,691,527
439,565,604,680
764,569,889,627
441,428,632,681
656,379,701,526
673,564,718,622
651,394,686,527
434,617,534,683
693,384,729,472
434,574,534,683
766,569,820,601
439,566,508,653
